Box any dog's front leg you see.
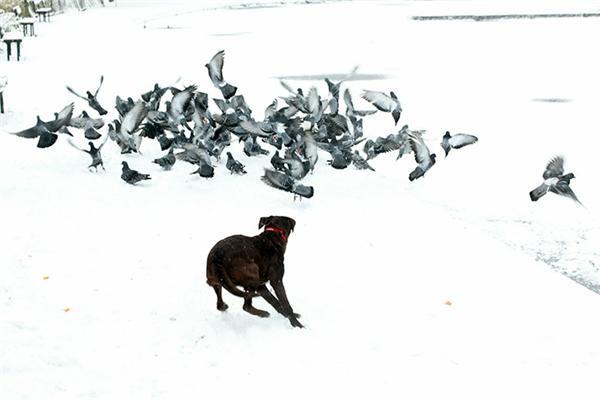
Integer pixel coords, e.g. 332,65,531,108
257,285,301,319
270,280,303,328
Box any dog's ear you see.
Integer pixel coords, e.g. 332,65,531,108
288,218,296,232
258,216,270,229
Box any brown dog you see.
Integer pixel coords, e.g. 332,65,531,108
206,216,303,328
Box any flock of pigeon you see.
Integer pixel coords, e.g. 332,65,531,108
7,50,581,204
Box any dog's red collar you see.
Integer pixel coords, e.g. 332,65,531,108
264,226,288,243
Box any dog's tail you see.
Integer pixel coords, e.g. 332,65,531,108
217,267,259,298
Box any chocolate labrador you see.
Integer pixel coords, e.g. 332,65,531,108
206,216,303,328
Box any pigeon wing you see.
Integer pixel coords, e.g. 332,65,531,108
207,50,225,86
93,75,104,97
361,90,394,112
409,133,430,165
543,156,564,179
449,133,478,149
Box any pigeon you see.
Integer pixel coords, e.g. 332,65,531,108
243,136,270,157
68,135,109,171
271,151,288,172
529,156,582,205
352,150,375,171
115,96,135,118
343,89,377,119
190,164,215,178
440,131,478,157
225,152,246,174
10,103,74,148
168,85,196,126
261,169,314,199
66,76,108,115
68,111,104,140
120,101,147,152
121,161,151,185
153,147,176,170
301,131,318,171
408,132,436,181
361,90,402,125
206,50,238,100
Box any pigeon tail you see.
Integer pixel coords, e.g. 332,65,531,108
220,83,238,100
529,183,548,202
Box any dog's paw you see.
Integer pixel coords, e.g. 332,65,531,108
290,318,304,328
217,302,229,311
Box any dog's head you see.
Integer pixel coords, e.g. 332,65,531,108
259,216,296,237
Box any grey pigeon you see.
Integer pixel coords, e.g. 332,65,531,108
68,135,109,171
190,164,215,178
206,50,238,100
271,151,287,172
529,156,581,205
68,111,104,140
226,152,246,174
361,90,402,125
440,131,478,157
352,150,375,171
11,103,74,148
153,147,176,170
261,169,314,199
66,75,107,115
243,136,270,157
120,101,147,152
343,89,377,118
408,132,436,181
121,161,151,185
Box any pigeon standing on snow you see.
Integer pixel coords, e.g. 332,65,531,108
440,131,478,157
226,152,246,174
529,156,582,205
66,75,108,116
408,132,436,181
121,161,151,185
206,50,238,100
361,90,402,125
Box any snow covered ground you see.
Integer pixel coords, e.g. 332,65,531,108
1,1,600,399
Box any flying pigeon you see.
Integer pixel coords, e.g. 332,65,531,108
68,135,109,171
66,75,108,115
121,161,151,185
10,103,74,148
440,131,478,157
408,132,436,181
206,50,238,100
529,156,581,205
262,169,314,199
352,150,375,171
361,90,402,125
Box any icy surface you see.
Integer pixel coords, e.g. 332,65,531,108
1,1,599,399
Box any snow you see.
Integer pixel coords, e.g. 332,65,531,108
1,1,600,399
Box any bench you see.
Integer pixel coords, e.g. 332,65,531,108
2,31,24,61
0,76,6,114
20,18,36,36
35,7,53,22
